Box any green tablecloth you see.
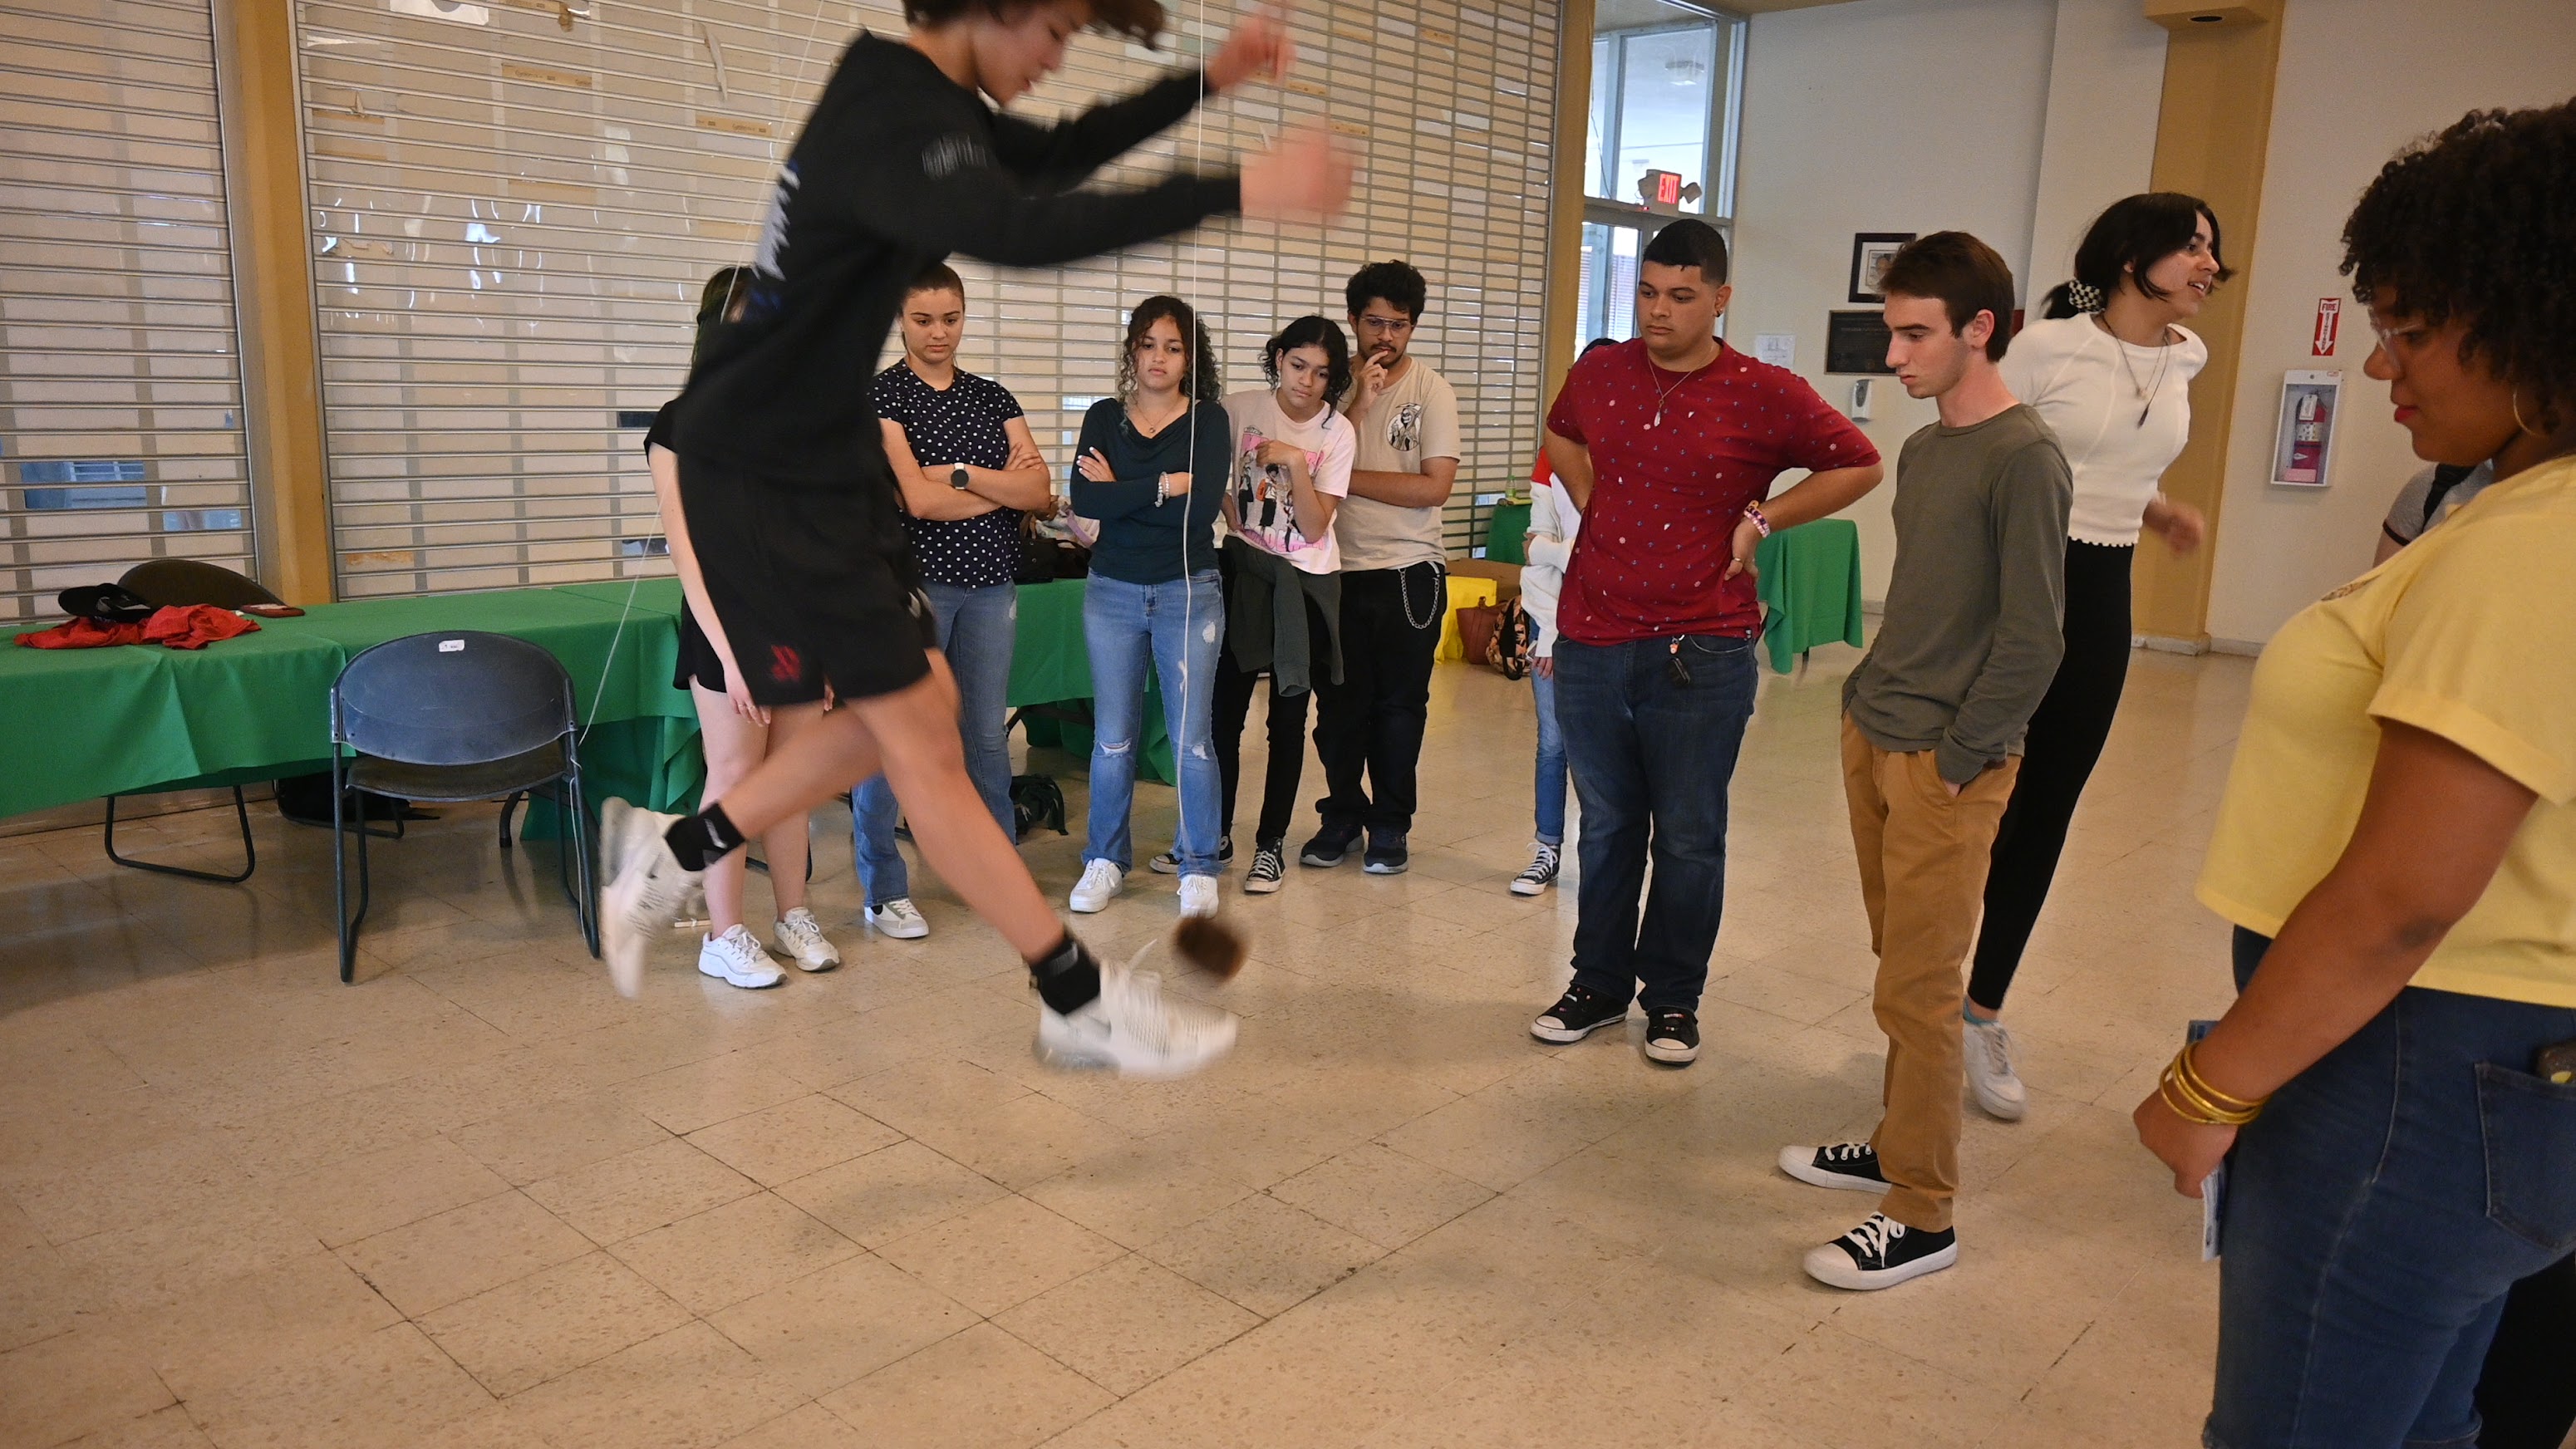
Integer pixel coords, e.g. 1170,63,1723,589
0,587,699,821
1482,499,1532,565
1755,518,1866,674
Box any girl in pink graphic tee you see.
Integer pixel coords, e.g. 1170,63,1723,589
1222,317,1357,572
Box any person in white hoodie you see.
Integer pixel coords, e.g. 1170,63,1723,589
1510,337,1615,896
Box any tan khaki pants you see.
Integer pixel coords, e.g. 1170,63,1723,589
1838,715,2019,1233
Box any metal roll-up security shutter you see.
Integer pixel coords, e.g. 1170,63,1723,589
293,0,1555,598
0,0,252,625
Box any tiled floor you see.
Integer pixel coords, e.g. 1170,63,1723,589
0,644,2262,1449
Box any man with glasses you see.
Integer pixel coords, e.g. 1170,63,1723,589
1302,260,1462,876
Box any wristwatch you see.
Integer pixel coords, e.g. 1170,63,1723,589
948,464,971,491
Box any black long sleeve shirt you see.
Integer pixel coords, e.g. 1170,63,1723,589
673,33,1240,486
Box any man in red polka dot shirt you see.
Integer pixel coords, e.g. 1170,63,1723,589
1526,219,1884,1068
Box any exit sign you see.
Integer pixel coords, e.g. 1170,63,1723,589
1642,169,1682,206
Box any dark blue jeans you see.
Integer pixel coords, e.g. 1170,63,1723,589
1552,633,1757,1012
2211,929,2576,1449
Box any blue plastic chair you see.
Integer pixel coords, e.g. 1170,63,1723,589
330,631,596,981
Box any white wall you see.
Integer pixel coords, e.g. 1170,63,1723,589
1726,0,2059,602
2203,0,2576,646
2023,0,2167,309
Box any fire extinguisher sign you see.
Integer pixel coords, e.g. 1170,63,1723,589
2313,298,2341,356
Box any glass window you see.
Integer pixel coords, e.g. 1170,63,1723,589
1585,1,1743,219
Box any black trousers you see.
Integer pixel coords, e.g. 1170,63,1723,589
1313,561,1444,835
2476,1254,2576,1449
1214,591,1332,846
1969,540,2133,1012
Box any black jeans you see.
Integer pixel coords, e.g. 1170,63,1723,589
1313,562,1443,835
1214,591,1332,846
2477,1253,2576,1448
1969,539,2132,1012
1554,632,1759,1011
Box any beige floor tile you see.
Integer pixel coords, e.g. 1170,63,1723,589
58,1191,322,1318
1266,1143,1496,1250
714,1402,873,1449
498,1320,804,1449
336,1190,594,1319
1733,1322,2024,1449
707,1254,975,1397
1141,1193,1384,1317
107,1251,401,1403
418,1250,691,1396
186,1321,493,1449
620,1052,815,1137
774,1140,1007,1250
993,1254,1262,1395
608,1191,863,1314
1019,1140,1257,1250
524,1137,760,1245
819,1322,1112,1449
0,1325,175,1449
0,1233,100,1354
60,1404,218,1449
271,1136,510,1249
445,1091,673,1188
681,1094,901,1188
876,1193,1126,1319
897,1089,1132,1191
5,1135,255,1245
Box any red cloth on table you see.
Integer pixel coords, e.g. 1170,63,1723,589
14,607,260,651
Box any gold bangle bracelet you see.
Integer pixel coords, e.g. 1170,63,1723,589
2160,1071,2258,1127
2166,1057,2262,1122
2176,1042,2269,1115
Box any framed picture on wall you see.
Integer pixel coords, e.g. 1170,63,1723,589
1847,233,1915,304
1825,310,1897,375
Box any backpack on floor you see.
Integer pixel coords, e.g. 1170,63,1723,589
1010,774,1068,841
1459,597,1533,680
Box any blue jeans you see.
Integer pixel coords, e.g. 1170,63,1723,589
851,580,1016,907
2211,929,2576,1449
1531,666,1567,847
1552,633,1757,1011
1083,572,1222,875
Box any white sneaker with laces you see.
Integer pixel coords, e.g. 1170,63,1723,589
1963,1016,2028,1121
599,798,705,998
864,897,930,940
1177,874,1219,919
1035,964,1238,1078
1069,859,1124,914
770,906,841,971
698,925,785,989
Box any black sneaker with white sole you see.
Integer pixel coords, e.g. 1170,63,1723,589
1777,1142,1891,1193
1802,1212,1958,1290
1642,1007,1699,1064
1151,837,1232,874
1362,828,1408,875
1242,840,1286,894
1300,822,1359,868
1530,983,1627,1044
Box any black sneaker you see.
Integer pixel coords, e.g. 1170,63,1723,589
1242,839,1286,895
1803,1212,1958,1290
1300,822,1359,867
1362,828,1408,875
1642,1007,1699,1065
1152,837,1231,875
1777,1142,1890,1194
1530,983,1628,1044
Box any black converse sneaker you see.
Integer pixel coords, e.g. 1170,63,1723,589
1242,839,1286,895
1508,842,1561,896
1803,1212,1958,1290
1530,983,1627,1044
1642,1007,1699,1064
1151,837,1231,874
1777,1142,1891,1193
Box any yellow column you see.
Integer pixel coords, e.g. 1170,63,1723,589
214,0,336,603
1542,0,1595,413
2132,0,2284,645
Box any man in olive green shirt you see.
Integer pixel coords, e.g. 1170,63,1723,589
1780,233,2070,1294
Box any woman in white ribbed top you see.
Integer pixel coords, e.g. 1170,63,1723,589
1961,194,2229,1120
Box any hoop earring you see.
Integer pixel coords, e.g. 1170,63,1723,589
2510,388,2546,437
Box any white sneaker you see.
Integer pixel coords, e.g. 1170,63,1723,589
599,798,705,998
1177,874,1219,919
770,906,842,971
698,925,785,989
864,897,930,940
1963,1016,2028,1122
1069,859,1124,914
1035,963,1238,1078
